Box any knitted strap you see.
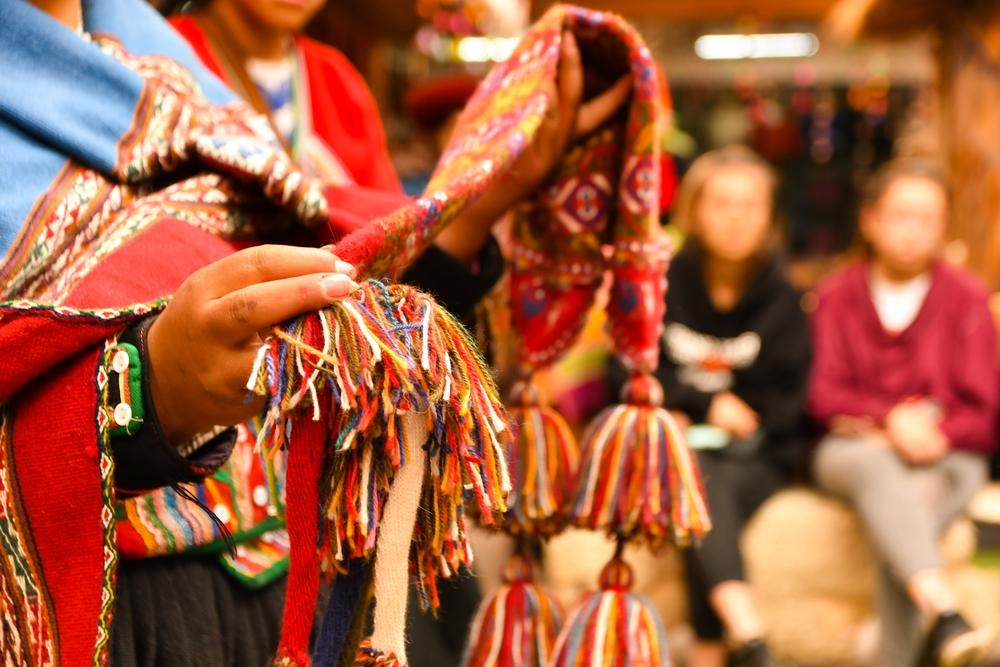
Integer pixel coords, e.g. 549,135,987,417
274,415,325,667
369,412,429,664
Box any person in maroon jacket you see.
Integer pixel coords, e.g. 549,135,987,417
808,158,999,667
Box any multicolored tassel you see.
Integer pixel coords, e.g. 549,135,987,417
570,373,710,548
249,279,510,572
551,553,670,667
250,280,513,665
504,379,579,537
462,553,564,667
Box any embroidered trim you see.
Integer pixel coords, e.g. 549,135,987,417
93,341,121,666
0,411,59,666
0,299,164,323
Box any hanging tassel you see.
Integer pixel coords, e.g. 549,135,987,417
551,547,670,667
569,373,710,549
462,552,564,667
505,379,579,537
251,280,513,665
250,279,510,561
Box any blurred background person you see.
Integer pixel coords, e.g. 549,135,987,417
638,145,811,667
808,158,999,667
170,0,401,188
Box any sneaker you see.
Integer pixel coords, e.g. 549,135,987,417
727,639,796,667
916,612,995,667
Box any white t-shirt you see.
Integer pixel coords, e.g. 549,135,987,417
870,270,931,333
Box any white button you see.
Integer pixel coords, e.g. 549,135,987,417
112,350,130,374
252,485,269,507
213,504,231,525
113,402,132,426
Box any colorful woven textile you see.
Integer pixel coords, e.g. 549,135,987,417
0,0,337,663
470,5,675,540
452,8,710,667
0,3,705,667
260,6,705,666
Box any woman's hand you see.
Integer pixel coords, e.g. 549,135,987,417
706,391,760,440
885,401,949,464
147,245,358,447
434,31,633,263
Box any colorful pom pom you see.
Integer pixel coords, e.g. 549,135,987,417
569,374,710,548
551,556,670,667
462,554,564,667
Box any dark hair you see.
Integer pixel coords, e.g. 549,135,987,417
862,158,950,208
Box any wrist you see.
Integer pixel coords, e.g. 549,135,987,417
435,195,503,264
146,317,199,446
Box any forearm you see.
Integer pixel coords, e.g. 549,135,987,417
432,181,519,264
401,237,505,318
809,392,895,427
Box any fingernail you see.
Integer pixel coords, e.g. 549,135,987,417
319,274,359,300
319,246,357,278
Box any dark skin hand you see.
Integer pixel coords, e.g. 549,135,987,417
434,31,632,262
148,246,358,444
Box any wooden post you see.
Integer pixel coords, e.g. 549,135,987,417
937,5,1000,288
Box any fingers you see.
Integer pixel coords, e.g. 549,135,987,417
194,244,356,299
208,271,358,340
575,74,633,138
556,31,584,141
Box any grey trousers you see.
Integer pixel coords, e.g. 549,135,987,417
813,436,988,667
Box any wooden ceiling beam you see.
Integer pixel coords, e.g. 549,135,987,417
534,0,839,22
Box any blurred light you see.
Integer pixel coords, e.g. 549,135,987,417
456,36,518,62
694,33,819,60
414,25,438,55
430,35,452,62
457,36,491,62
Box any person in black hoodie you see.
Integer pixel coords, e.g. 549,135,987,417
659,146,810,667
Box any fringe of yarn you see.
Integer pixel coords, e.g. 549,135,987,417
550,554,670,667
355,640,404,667
248,279,512,599
271,648,311,667
568,373,710,548
462,553,564,667
505,380,579,537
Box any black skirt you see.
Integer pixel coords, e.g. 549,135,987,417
109,554,481,666
110,554,285,667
